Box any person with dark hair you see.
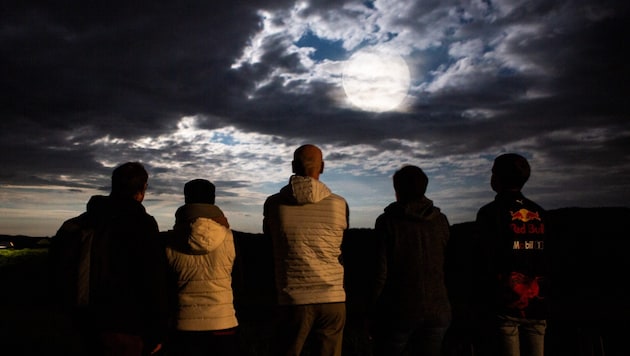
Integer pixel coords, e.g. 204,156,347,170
263,144,349,356
183,178,216,203
111,162,150,199
176,178,228,227
369,165,452,356
163,178,238,356
473,153,551,356
49,161,168,356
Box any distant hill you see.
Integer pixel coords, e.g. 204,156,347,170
0,235,49,249
2,206,628,249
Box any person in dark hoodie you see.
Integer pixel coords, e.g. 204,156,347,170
369,165,452,356
163,179,238,356
49,161,168,356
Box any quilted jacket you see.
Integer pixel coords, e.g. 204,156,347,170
164,204,237,331
263,175,349,305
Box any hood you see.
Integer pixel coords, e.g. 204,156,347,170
383,196,441,222
177,217,230,254
288,175,332,204
174,203,229,229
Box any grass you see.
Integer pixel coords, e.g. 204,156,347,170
0,248,48,268
0,247,49,303
0,247,85,355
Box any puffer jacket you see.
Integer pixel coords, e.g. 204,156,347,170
371,196,452,328
164,204,237,331
263,175,349,305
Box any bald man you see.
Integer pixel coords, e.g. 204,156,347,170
263,144,349,356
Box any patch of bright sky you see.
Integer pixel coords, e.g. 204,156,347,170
152,117,296,184
0,185,101,236
295,30,346,61
210,131,239,146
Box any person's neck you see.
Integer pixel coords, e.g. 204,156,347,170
498,188,520,194
295,172,320,180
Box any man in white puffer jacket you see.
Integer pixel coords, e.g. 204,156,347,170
263,144,349,356
164,179,238,356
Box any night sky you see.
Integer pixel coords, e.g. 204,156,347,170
1,0,628,236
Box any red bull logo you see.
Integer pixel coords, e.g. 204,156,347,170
510,208,541,222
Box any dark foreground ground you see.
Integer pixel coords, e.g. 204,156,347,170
1,207,628,355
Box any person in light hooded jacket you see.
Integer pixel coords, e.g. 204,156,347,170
370,165,452,356
164,179,238,356
263,144,349,356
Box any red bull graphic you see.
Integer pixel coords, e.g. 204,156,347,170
510,208,545,235
510,222,545,235
510,208,541,222
501,272,543,313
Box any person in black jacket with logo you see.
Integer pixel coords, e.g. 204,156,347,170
474,153,550,356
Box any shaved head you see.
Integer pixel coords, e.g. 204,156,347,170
292,144,324,179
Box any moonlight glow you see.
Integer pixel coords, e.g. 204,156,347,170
342,49,411,113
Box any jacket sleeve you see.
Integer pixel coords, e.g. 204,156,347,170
370,216,388,306
141,217,169,346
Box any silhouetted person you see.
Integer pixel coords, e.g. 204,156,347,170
474,153,551,356
263,144,349,356
163,179,238,356
49,162,168,356
369,165,452,356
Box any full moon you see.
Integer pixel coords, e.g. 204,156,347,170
342,49,411,113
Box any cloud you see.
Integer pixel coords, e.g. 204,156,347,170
1,0,629,235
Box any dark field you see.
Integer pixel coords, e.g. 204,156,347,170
1,207,629,355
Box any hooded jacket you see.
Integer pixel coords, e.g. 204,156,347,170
263,175,349,305
371,196,452,328
164,203,237,331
